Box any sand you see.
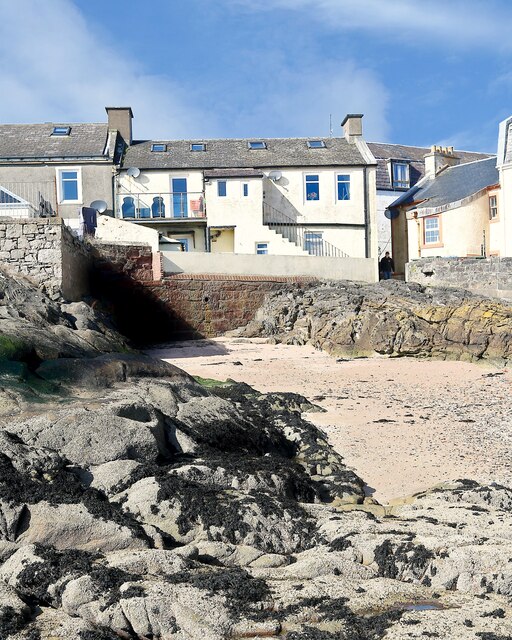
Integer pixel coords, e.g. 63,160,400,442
148,338,512,504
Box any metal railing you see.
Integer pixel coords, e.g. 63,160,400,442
117,191,206,220
0,181,57,219
262,202,349,258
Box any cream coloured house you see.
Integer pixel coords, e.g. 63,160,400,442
116,115,378,263
387,148,499,273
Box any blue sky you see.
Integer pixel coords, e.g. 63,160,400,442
1,0,512,151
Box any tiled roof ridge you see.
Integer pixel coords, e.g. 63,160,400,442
131,135,344,144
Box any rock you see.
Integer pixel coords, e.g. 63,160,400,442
235,280,512,364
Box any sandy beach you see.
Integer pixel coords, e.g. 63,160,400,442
149,338,512,504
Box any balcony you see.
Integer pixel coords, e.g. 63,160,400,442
0,182,56,219
117,192,206,221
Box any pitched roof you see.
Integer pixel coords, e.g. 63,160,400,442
122,137,367,170
367,142,492,191
0,123,111,161
389,156,498,216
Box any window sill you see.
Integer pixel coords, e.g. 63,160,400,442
490,217,500,223
421,242,444,249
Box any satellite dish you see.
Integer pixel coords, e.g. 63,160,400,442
385,208,400,220
268,170,282,182
90,200,107,213
126,167,141,178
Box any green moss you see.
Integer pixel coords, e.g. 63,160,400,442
193,375,232,388
0,334,27,361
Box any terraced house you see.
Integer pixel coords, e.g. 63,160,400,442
116,113,378,264
0,108,128,227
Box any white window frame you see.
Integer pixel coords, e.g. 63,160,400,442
391,161,410,189
336,174,351,201
304,173,320,202
424,216,440,244
56,167,82,204
255,242,268,254
489,195,498,219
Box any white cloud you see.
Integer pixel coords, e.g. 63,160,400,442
229,0,512,51
0,0,391,141
0,1,217,138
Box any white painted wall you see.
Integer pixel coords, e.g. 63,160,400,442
376,191,396,257
162,251,376,282
95,214,159,251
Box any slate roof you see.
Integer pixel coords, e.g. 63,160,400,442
122,137,367,170
203,168,264,179
388,156,498,215
368,142,492,191
0,123,111,161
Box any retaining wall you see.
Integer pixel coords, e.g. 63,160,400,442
406,257,512,301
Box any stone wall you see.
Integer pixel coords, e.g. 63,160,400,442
0,219,91,300
406,257,512,301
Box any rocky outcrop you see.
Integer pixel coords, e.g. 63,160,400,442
2,272,512,637
236,280,512,364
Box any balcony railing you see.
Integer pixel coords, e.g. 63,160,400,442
263,202,349,258
117,192,205,220
0,182,56,219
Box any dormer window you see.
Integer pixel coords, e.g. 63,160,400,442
307,140,325,149
151,143,167,152
248,141,266,150
51,126,71,136
191,143,206,152
391,161,410,189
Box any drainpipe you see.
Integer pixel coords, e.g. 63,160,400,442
363,167,370,258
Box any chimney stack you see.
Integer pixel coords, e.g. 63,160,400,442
106,107,133,145
424,145,460,178
341,114,363,143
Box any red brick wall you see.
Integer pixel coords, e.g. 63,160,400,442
90,243,316,341
145,274,316,337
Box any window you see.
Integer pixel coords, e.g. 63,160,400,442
191,143,206,152
337,174,351,201
51,126,71,136
256,242,268,254
151,143,167,152
218,181,227,197
424,216,440,244
243,183,249,197
391,161,410,189
305,174,320,201
248,141,266,149
57,168,81,202
489,195,498,220
307,140,325,148
304,231,323,255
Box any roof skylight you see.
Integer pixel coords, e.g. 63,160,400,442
248,141,267,150
51,126,71,136
151,143,167,152
307,140,325,148
191,143,206,152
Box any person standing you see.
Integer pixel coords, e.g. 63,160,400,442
379,251,394,280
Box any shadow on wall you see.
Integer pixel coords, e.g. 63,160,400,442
88,250,204,347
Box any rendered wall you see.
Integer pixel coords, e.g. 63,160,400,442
162,251,377,283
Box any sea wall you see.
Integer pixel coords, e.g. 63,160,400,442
406,257,512,301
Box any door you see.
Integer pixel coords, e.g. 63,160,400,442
172,178,188,218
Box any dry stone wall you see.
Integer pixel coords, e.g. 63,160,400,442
406,257,512,301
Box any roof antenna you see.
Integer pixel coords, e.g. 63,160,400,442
329,114,333,138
